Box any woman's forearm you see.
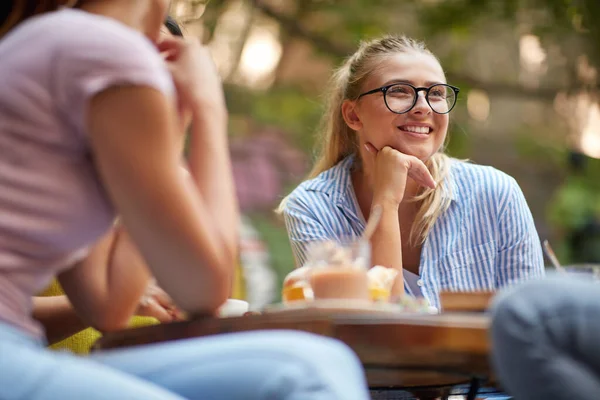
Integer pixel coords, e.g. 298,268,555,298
187,107,240,266
370,201,405,297
58,228,151,332
32,296,87,345
88,87,236,315
102,228,153,327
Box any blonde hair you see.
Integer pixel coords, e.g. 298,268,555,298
279,35,453,245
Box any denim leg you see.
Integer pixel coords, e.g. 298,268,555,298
92,330,370,400
0,322,183,400
1,324,369,400
491,277,600,400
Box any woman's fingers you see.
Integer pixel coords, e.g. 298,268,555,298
148,284,177,310
137,296,174,322
140,281,186,322
379,146,436,190
156,36,186,53
405,157,436,189
367,144,437,206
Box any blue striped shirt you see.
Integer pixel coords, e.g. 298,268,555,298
283,156,545,309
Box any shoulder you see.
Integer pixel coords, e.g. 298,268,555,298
0,10,167,89
45,11,173,106
283,157,353,214
54,10,161,64
449,159,520,202
5,9,166,78
6,9,155,54
283,178,334,216
58,10,154,47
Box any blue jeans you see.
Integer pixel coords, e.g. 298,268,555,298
0,323,369,400
491,276,600,400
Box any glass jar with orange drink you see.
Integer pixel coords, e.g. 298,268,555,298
306,239,371,301
281,266,313,303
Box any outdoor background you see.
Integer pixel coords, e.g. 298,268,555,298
170,0,600,304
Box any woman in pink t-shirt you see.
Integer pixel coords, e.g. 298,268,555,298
0,2,369,400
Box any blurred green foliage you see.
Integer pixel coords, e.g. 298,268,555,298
247,213,292,302
547,156,600,263
225,84,322,152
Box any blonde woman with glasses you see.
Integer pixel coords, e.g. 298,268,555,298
280,35,544,308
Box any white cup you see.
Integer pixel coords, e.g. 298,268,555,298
218,299,249,318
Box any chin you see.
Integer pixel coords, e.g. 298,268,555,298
391,144,435,161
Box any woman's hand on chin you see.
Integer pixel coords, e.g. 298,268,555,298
363,142,436,206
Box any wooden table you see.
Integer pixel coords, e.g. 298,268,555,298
94,310,492,400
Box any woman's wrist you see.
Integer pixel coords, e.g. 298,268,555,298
190,97,227,125
372,195,401,210
188,104,228,146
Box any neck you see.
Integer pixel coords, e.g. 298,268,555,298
79,0,147,34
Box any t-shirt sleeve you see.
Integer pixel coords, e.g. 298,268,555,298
53,23,174,134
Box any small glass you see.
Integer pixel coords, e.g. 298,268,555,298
307,239,371,301
367,266,398,302
281,266,314,304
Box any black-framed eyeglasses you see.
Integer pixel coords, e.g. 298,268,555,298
357,82,460,114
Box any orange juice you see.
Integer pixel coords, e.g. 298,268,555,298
282,285,307,303
310,267,369,300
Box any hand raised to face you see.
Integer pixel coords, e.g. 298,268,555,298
157,37,226,117
362,142,436,206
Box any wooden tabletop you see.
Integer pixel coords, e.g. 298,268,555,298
94,308,492,392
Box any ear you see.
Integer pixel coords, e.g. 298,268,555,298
341,99,363,131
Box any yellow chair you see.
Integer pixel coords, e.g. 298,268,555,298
39,280,158,354
39,264,246,354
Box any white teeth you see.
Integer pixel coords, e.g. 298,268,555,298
402,126,430,134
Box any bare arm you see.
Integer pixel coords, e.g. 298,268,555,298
35,226,179,337
363,145,436,297
167,37,240,270
84,86,233,316
58,226,151,332
32,296,87,345
187,107,239,269
370,201,405,297
60,38,236,324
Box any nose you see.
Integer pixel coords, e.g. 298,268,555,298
411,91,432,115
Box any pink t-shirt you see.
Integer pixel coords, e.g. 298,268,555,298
0,9,174,337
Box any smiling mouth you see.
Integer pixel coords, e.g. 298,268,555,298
398,125,433,135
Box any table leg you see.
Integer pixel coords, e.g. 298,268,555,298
465,376,482,400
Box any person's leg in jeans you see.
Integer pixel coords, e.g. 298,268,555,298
0,324,369,400
490,277,600,400
0,322,185,400
92,330,369,400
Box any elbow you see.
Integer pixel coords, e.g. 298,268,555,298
208,273,230,312
91,308,133,333
178,249,235,315
204,251,235,311
211,236,238,307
